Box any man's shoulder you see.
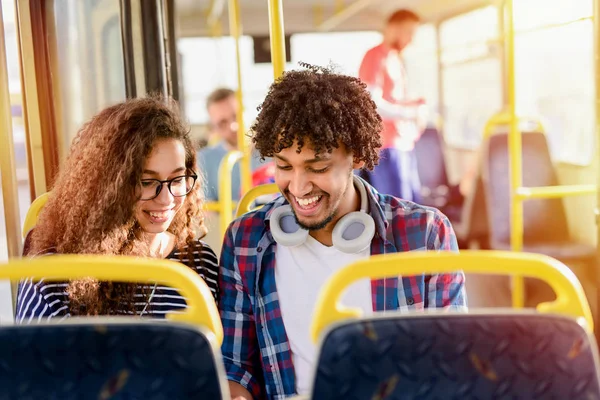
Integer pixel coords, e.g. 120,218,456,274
362,43,385,60
197,143,226,161
376,192,457,251
377,192,450,228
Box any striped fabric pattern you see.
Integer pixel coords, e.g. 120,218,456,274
15,240,219,324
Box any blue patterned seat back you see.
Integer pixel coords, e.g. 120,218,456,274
312,313,600,400
0,321,227,399
414,127,449,190
485,132,569,245
483,132,596,263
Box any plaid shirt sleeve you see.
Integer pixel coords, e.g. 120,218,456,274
424,210,467,309
219,224,264,399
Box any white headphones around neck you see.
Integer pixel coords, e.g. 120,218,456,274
270,176,375,254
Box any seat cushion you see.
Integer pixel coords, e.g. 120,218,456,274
312,314,600,399
0,321,225,399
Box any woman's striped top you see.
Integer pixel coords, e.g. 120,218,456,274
15,240,219,324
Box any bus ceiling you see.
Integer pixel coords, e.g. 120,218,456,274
174,0,492,37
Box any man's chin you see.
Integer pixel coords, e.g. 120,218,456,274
294,212,333,232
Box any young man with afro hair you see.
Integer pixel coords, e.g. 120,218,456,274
219,63,467,400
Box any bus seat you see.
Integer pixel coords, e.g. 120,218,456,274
414,127,463,225
0,321,227,399
482,132,596,264
312,313,600,399
453,173,489,249
415,128,488,249
22,192,49,239
0,255,229,399
309,251,599,399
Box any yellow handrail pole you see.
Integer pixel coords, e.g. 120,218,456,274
0,3,22,258
505,0,525,308
483,112,545,138
516,185,597,200
267,0,286,79
22,192,49,239
594,0,600,337
203,201,236,213
228,0,251,195
310,251,594,343
218,150,244,235
15,0,46,198
235,183,279,217
207,0,226,32
313,3,324,27
316,0,375,32
1,255,223,343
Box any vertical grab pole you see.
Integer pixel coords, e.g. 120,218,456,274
0,2,22,258
506,0,525,308
593,0,600,339
228,0,251,195
267,0,286,79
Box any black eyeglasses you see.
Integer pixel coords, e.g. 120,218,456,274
139,174,198,201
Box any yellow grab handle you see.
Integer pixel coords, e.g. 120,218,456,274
2,255,223,344
218,150,244,235
311,250,593,343
22,192,49,238
235,183,279,217
483,111,545,138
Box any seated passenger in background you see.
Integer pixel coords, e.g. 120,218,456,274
197,87,272,201
16,96,219,323
219,63,467,400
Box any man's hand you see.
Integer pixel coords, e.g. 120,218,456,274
229,381,253,400
399,98,426,107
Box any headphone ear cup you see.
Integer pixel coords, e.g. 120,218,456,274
332,211,376,253
269,205,309,247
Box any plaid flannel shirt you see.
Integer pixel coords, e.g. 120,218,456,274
219,179,467,399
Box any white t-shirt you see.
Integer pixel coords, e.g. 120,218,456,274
274,235,372,395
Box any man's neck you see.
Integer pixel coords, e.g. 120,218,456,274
382,39,401,55
309,181,361,247
222,140,237,151
309,226,335,247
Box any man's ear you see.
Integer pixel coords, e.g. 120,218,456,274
353,158,365,170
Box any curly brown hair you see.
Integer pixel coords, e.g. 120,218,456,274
30,95,207,315
251,62,383,169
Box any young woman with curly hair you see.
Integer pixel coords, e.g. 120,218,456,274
15,96,219,322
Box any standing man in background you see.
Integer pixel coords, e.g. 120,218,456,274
357,9,427,202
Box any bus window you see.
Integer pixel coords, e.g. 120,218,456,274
290,31,381,76
1,0,25,323
439,6,503,150
403,24,439,125
178,35,283,141
1,0,28,246
49,0,126,156
515,0,594,165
